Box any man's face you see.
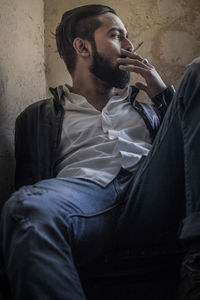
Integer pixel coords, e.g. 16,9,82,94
89,13,133,89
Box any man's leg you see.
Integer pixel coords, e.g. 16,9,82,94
115,60,200,247
0,177,121,300
116,98,186,250
115,60,200,298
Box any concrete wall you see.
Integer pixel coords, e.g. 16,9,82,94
0,0,46,206
44,0,200,92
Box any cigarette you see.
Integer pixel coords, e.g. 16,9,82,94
133,41,144,53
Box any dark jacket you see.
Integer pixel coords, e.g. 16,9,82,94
15,85,175,189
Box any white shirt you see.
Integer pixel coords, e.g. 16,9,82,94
55,85,152,187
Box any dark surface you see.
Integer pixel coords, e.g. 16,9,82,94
80,250,185,300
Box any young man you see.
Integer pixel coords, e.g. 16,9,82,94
0,4,200,300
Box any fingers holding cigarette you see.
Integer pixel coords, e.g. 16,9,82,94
120,48,144,62
117,41,167,98
117,40,154,78
119,42,150,66
117,50,152,71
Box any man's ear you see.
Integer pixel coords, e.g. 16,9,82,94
73,38,91,57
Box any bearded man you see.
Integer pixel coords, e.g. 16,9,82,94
0,4,200,300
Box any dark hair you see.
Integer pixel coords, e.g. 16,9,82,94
56,4,117,75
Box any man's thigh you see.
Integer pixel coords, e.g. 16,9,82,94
1,177,122,266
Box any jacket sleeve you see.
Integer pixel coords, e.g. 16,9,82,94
14,98,62,190
151,85,175,121
15,113,35,190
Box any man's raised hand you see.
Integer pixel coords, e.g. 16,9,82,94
117,48,167,98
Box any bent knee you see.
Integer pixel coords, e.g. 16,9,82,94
1,184,75,230
184,57,200,83
187,57,200,68
1,185,57,225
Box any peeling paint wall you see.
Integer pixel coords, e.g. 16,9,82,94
44,0,200,92
0,0,46,206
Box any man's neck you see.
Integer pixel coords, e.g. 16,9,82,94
72,74,120,111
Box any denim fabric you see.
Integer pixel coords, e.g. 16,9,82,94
0,61,200,299
0,178,122,300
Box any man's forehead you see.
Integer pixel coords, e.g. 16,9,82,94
96,12,127,35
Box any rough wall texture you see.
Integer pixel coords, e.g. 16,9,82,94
0,0,46,206
44,0,200,93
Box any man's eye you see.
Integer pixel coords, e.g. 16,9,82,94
111,33,121,39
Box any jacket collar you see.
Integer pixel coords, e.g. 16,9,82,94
128,85,140,106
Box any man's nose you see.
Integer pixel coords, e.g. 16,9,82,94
123,37,134,52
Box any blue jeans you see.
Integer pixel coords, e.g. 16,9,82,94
1,60,200,299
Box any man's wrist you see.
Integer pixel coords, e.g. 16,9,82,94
151,85,175,107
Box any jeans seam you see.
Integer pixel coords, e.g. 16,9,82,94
68,201,123,219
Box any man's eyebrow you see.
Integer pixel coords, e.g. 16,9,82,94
108,27,128,38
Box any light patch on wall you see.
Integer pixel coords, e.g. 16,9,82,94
157,0,187,20
160,30,199,66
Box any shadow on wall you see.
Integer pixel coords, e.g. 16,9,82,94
0,74,15,209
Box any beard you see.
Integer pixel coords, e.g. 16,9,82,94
89,42,130,89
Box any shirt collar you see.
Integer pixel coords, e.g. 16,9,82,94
56,84,131,108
